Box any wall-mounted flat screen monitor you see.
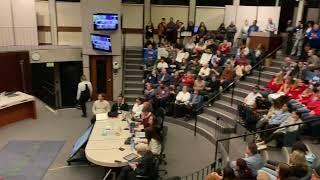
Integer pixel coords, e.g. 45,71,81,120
93,13,119,30
91,34,112,52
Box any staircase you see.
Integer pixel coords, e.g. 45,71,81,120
123,48,144,105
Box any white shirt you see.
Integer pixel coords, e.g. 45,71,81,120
266,23,276,33
200,53,212,65
76,81,93,100
148,139,162,155
198,67,211,77
157,47,169,59
157,62,168,69
244,92,262,106
176,51,189,63
132,103,144,117
175,91,191,103
92,100,110,115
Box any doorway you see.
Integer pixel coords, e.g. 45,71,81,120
89,55,113,101
59,62,83,107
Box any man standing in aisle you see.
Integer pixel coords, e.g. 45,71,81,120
77,75,92,118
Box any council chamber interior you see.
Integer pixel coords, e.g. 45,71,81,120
0,0,320,180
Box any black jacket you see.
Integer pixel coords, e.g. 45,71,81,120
111,103,129,112
135,151,157,179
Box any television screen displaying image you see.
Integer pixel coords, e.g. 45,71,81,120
93,13,119,30
91,34,112,52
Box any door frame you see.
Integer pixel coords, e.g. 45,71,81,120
89,55,113,101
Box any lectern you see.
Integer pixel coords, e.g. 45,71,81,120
249,32,282,52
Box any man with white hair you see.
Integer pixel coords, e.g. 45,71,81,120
117,144,157,180
266,18,276,34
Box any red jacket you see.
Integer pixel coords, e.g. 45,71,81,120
298,92,315,104
181,76,195,87
288,84,307,99
263,77,283,91
218,44,230,54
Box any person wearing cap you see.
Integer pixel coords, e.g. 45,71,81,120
312,165,320,180
117,144,156,180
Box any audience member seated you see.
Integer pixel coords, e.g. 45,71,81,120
91,93,111,124
193,75,206,92
157,43,169,60
302,49,320,81
261,71,285,95
235,158,255,179
144,83,155,102
174,86,191,117
198,63,211,80
143,44,157,69
132,97,144,118
111,95,129,112
156,57,168,70
180,71,195,88
257,111,302,149
170,71,181,88
188,58,201,76
175,47,189,64
238,86,262,120
136,127,162,155
205,165,236,180
268,77,292,101
220,65,235,90
184,37,196,52
235,53,252,78
154,82,169,109
185,90,204,119
140,107,156,129
204,73,220,103
199,47,213,65
230,143,263,176
144,70,158,85
218,40,231,54
288,79,307,99
157,68,170,86
193,37,207,54
117,144,157,180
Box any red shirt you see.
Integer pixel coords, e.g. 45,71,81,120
181,75,195,87
298,92,315,104
288,84,307,99
218,44,230,54
236,58,249,66
263,77,283,91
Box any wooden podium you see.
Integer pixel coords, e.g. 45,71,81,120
249,32,282,52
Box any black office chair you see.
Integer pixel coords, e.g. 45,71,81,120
136,156,160,180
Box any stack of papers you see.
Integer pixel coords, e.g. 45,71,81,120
96,113,108,121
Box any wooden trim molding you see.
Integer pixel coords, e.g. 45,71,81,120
38,26,144,34
122,28,144,34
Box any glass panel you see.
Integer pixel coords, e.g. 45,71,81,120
151,0,189,5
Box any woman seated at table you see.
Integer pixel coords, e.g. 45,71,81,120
132,97,144,118
136,127,162,155
138,107,156,130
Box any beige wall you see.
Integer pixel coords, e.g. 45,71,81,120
30,48,82,63
81,0,122,100
195,6,225,30
124,34,143,47
151,5,189,25
0,0,14,46
122,4,144,29
35,1,50,26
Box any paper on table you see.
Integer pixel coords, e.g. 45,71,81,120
135,132,146,138
96,113,108,121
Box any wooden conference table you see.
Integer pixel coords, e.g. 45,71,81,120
85,112,144,168
0,91,36,127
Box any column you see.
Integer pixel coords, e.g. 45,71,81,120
233,0,240,6
144,0,151,27
48,0,58,45
189,0,196,23
296,0,305,26
275,0,280,6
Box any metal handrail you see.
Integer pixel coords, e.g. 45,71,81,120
193,45,282,136
183,118,319,180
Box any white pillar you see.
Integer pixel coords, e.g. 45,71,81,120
233,0,240,6
144,0,151,27
49,0,58,45
275,0,280,6
296,0,305,26
189,0,196,23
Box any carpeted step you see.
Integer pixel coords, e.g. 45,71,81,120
213,100,238,115
124,87,144,95
264,66,281,73
124,81,144,88
237,81,259,91
221,94,244,106
125,69,144,75
125,75,144,81
252,70,276,80
233,87,252,98
126,49,143,54
197,113,235,134
126,63,142,69
246,76,269,85
203,106,239,126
